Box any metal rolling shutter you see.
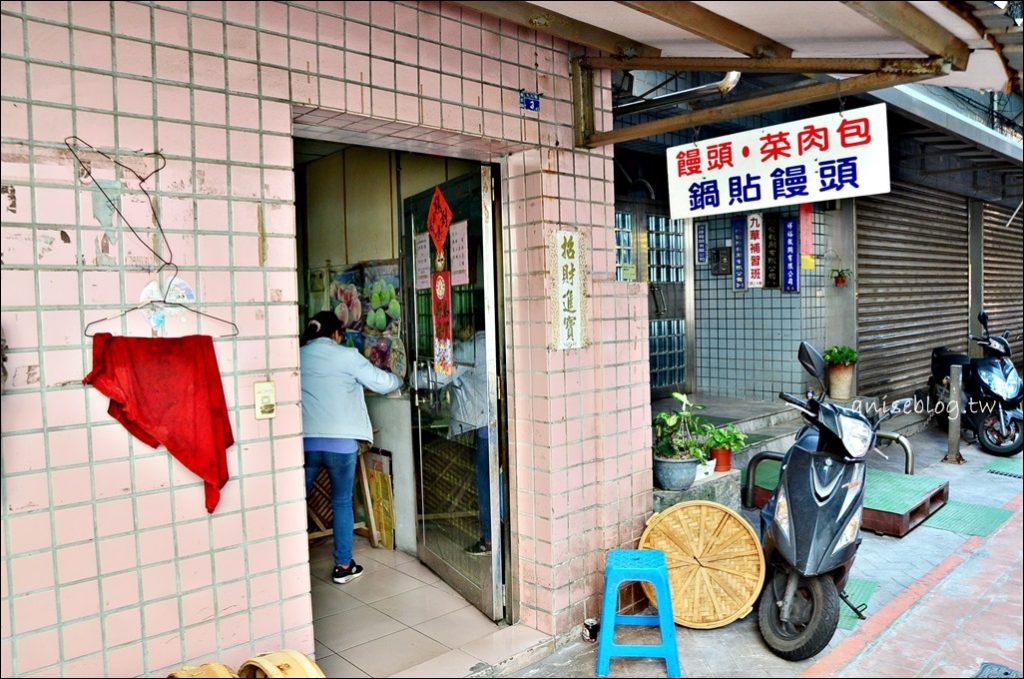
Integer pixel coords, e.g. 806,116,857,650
983,203,1024,369
856,182,969,398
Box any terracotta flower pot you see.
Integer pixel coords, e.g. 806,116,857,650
709,447,732,472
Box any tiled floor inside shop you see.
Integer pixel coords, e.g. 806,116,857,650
309,535,539,677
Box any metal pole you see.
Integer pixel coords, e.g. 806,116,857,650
944,364,966,464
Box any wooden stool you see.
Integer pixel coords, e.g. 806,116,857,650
306,447,379,547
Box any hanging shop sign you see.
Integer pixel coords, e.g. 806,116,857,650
695,222,708,265
732,217,746,291
667,103,890,219
782,217,800,292
551,230,586,350
431,271,453,376
746,213,764,289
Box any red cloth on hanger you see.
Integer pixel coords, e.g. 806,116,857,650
84,332,234,513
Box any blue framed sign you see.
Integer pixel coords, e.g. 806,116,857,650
782,217,800,292
732,217,747,291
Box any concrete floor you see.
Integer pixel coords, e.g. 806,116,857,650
513,427,1023,678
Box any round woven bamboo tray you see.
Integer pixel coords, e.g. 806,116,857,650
167,663,238,678
237,650,325,678
638,500,765,629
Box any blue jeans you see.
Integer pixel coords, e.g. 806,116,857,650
305,450,357,566
474,428,491,544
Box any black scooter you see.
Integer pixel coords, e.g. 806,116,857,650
924,311,1023,456
743,342,910,661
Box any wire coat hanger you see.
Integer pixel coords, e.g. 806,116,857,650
67,137,239,338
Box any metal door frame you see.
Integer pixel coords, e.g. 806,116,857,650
403,165,505,620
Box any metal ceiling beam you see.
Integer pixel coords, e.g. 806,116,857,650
583,56,944,74
618,1,793,59
450,1,660,58
841,1,970,71
580,66,947,148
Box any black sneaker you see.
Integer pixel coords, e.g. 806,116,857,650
332,560,364,584
465,539,491,556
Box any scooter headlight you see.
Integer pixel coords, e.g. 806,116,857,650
833,508,862,553
839,415,873,458
774,486,790,540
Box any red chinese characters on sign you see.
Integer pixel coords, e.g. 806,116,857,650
798,125,829,154
676,148,701,176
426,186,453,252
759,132,792,162
707,142,734,170
838,117,871,147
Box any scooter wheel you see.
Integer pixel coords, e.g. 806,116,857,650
758,570,839,661
978,416,1023,456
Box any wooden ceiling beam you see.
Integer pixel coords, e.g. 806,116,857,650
450,1,660,58
583,56,945,74
618,1,793,59
582,67,946,148
841,1,970,71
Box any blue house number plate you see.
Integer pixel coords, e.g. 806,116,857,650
520,91,541,111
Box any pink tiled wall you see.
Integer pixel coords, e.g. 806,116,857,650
1,1,651,673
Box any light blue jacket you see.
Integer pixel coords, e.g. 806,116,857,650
300,338,404,443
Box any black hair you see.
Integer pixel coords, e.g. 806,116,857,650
301,310,342,346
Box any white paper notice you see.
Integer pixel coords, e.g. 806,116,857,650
450,220,469,286
414,233,430,290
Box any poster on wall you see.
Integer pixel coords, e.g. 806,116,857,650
746,213,764,289
550,230,586,350
783,217,800,292
732,217,747,291
667,103,890,219
431,271,453,376
414,233,430,290
450,220,469,286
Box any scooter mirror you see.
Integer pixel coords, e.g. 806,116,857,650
978,310,990,331
798,342,827,388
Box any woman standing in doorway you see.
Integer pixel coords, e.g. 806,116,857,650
300,310,403,583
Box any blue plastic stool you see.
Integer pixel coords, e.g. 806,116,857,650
595,549,681,678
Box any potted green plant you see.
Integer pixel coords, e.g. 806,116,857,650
652,393,712,491
706,423,748,472
823,345,858,400
830,268,852,288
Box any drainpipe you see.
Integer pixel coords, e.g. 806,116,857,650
613,72,741,116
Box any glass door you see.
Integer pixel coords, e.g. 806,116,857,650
402,167,503,619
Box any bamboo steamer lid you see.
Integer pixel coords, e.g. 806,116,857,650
237,650,326,678
638,501,765,629
167,663,238,678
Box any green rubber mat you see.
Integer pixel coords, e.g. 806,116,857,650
744,433,774,445
701,415,737,427
986,457,1023,479
923,501,1012,536
838,578,878,630
751,460,947,515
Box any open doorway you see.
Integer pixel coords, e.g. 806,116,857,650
294,139,509,675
